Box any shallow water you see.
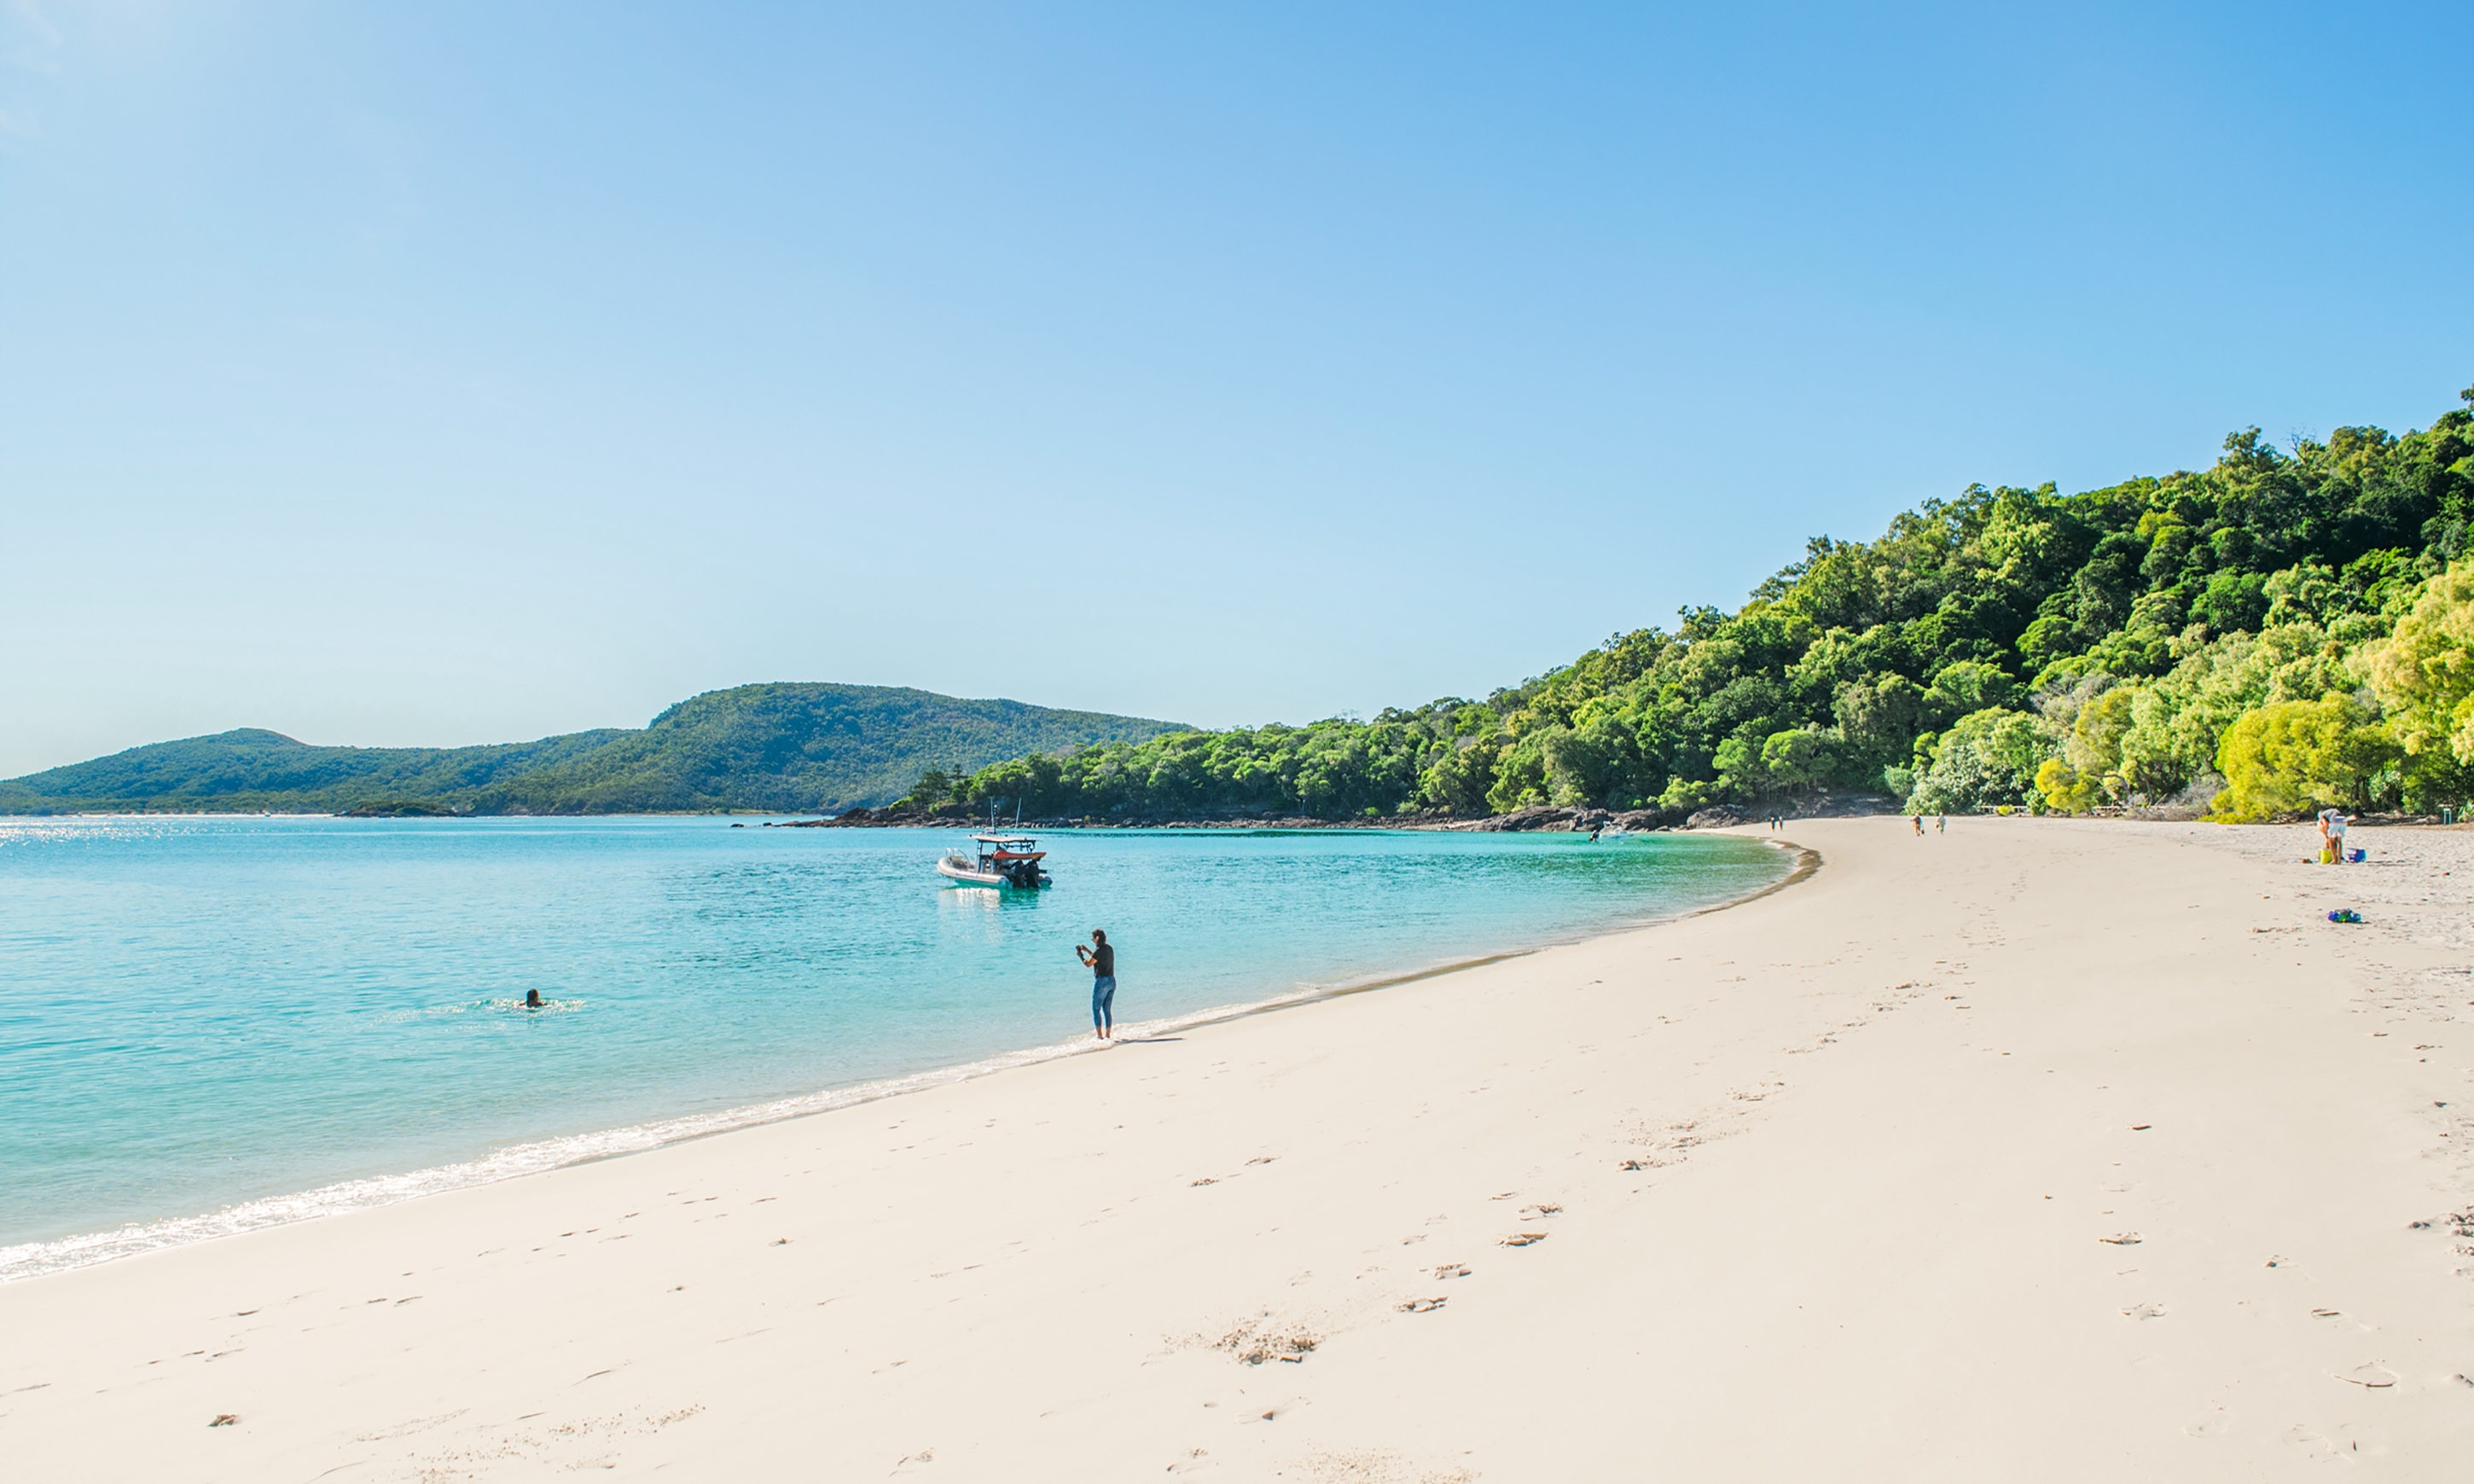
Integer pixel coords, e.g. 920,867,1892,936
0,816,1788,1272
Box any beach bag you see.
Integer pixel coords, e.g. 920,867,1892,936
2320,844,2337,864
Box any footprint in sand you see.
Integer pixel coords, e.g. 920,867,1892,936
1433,1264,1470,1279
1501,1232,1548,1248
1396,1296,1448,1313
2336,1363,2397,1388
2120,1301,2166,1320
2182,1407,2230,1438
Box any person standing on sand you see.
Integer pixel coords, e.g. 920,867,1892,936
1077,929,1117,1041
1937,814,1946,834
1913,814,1925,837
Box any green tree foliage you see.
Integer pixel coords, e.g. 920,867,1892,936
2359,565,2474,767
1912,709,2044,814
942,384,2474,821
2210,697,2396,822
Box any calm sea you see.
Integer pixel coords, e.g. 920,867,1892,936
0,817,1789,1276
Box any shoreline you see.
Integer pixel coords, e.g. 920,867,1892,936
9,817,2467,1479
2,798,1877,832
0,838,1808,1284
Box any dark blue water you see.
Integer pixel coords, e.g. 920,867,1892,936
0,816,1788,1272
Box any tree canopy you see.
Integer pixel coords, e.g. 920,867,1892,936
930,384,2474,824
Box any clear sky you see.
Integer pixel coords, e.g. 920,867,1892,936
3,2,2468,777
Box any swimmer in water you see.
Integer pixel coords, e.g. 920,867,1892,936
525,989,544,1010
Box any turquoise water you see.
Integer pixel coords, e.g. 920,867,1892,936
0,817,1789,1273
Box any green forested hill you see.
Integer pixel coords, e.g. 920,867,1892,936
932,384,2474,823
0,685,1184,815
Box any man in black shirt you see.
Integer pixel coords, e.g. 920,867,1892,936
1076,929,1117,1041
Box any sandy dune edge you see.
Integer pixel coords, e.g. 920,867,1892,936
3,818,2470,1480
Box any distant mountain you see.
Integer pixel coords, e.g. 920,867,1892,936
0,684,1188,815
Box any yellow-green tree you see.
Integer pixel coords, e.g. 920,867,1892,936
2359,563,2474,766
2034,682,2138,813
2209,696,2394,821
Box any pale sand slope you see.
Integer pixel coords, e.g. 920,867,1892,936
5,819,2472,1481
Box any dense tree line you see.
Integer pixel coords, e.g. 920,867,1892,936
924,385,2474,823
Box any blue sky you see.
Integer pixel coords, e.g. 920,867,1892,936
4,2,2469,776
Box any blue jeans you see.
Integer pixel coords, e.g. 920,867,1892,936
1091,976,1116,1031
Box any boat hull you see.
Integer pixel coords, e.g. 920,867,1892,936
935,859,1008,885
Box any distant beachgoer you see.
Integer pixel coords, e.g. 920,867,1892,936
1076,930,1117,1041
2330,810,2351,862
2318,809,2339,863
525,989,544,1010
1590,827,1601,842
1937,814,1946,834
1913,814,1925,837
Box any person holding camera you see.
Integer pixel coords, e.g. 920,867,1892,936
1076,929,1117,1041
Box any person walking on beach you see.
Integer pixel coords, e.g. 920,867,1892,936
1913,814,1925,837
1077,929,1117,1041
1937,814,1946,834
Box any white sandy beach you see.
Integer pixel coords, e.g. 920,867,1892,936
3,817,2471,1481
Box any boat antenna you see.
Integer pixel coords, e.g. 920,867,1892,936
1013,798,1022,827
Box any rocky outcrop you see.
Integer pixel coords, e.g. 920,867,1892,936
1461,805,1665,833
